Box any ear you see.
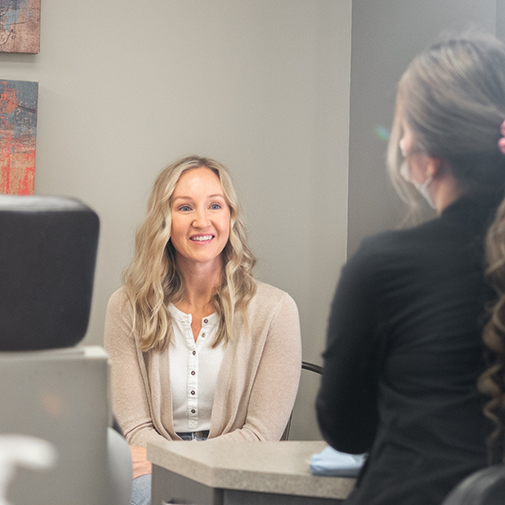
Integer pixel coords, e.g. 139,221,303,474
426,157,449,178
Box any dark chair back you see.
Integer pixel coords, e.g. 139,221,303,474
281,361,323,440
0,195,99,350
442,465,505,505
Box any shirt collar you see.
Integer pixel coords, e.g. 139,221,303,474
168,303,219,326
440,195,499,234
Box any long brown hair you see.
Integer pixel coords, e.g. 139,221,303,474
387,31,505,450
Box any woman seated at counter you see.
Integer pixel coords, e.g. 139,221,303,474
317,31,505,505
104,156,302,505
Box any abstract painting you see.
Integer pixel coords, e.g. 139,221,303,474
0,79,38,195
0,0,41,53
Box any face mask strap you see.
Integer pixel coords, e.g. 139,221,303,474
413,175,436,209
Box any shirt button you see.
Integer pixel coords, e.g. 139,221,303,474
191,371,195,376
191,409,196,414
201,333,206,338
192,351,196,355
203,319,208,324
191,390,195,395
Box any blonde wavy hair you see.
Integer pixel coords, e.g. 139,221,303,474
123,155,257,351
387,31,505,449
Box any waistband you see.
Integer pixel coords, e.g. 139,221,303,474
176,430,209,440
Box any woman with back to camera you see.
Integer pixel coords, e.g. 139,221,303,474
316,31,505,505
104,156,301,505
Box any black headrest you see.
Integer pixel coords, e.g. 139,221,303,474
0,195,99,350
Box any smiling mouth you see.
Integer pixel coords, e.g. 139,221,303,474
190,235,214,242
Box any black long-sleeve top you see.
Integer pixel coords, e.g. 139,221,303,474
317,197,496,505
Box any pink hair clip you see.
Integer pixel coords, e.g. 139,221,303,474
499,120,505,155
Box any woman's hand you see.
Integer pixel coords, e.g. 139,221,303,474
129,445,152,479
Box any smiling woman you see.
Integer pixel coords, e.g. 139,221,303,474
170,168,231,276
104,155,302,505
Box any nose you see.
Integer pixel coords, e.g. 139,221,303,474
192,208,210,228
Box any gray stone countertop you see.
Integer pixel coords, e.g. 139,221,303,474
147,439,356,500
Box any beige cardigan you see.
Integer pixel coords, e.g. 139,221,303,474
104,281,302,447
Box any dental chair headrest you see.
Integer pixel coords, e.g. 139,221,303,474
0,195,99,350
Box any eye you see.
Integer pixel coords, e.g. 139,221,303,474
210,203,222,210
178,205,191,211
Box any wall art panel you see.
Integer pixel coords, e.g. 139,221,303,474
0,79,38,195
0,0,41,53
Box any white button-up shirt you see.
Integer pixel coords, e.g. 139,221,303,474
168,304,224,433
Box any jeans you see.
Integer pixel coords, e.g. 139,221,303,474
130,432,208,505
177,430,209,441
130,474,151,505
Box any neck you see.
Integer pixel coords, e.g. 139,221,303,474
431,173,465,215
176,255,223,312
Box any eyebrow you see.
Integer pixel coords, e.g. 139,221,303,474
172,193,225,202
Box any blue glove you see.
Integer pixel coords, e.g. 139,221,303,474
310,445,367,477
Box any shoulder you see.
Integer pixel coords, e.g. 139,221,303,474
106,287,133,320
243,281,300,346
336,221,439,299
349,218,441,271
107,286,129,309
249,280,298,319
103,287,136,349
253,280,297,306
360,218,440,254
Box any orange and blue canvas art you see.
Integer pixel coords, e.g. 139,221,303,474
0,0,41,53
0,79,38,195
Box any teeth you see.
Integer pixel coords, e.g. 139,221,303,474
191,235,213,241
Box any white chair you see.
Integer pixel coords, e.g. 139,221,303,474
0,195,131,505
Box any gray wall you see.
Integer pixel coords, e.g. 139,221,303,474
498,0,505,39
0,0,352,440
2,0,503,442
347,0,498,256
